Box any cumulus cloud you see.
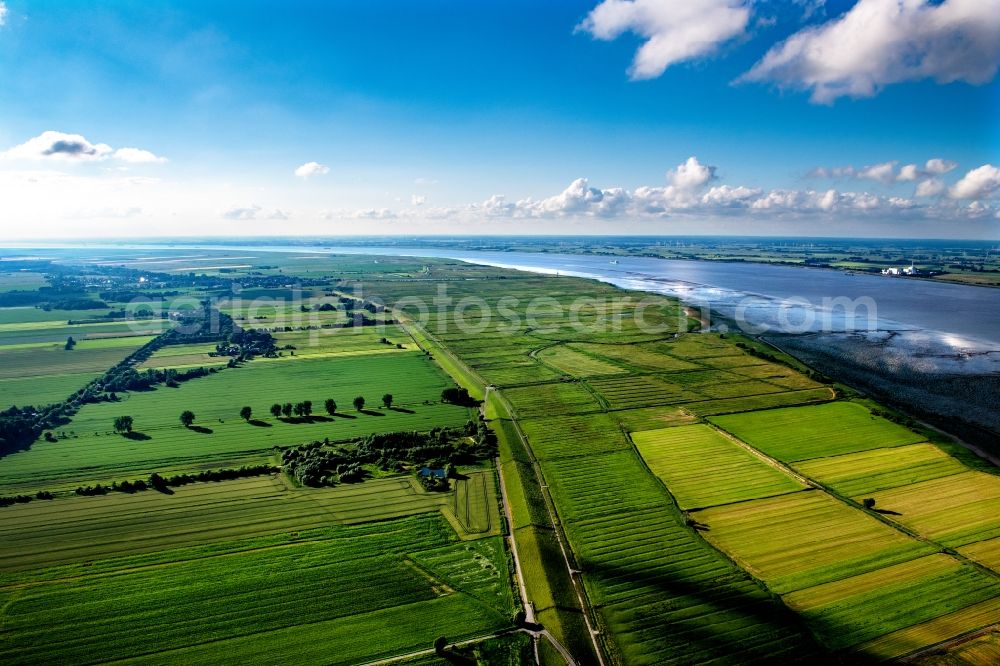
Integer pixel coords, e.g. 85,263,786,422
949,164,1000,199
915,178,946,197
113,147,168,164
1,131,166,164
577,0,751,80
742,0,1000,103
925,158,958,175
810,158,961,185
897,164,920,182
294,161,329,178
701,184,762,207
856,161,897,184
410,194,426,206
307,157,996,226
0,2,8,26
808,165,856,179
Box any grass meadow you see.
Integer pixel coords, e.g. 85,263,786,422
633,424,806,509
709,402,925,462
1,351,470,492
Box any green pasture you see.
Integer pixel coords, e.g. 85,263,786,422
783,554,1000,651
695,491,935,593
866,471,1000,547
0,513,513,666
792,443,966,496
633,424,806,509
709,402,924,462
0,352,470,491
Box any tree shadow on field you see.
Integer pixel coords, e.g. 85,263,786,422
875,508,902,516
388,406,415,414
248,419,272,428
331,413,356,419
280,415,331,424
187,425,214,434
580,546,851,664
359,409,385,416
122,431,151,441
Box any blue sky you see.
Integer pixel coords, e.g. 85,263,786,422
0,0,998,239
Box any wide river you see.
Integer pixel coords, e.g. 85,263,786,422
10,242,1000,441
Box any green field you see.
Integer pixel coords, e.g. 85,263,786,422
865,471,1000,547
633,424,806,509
695,491,935,593
958,536,1000,574
783,554,1000,651
1,351,470,492
0,513,515,666
0,470,499,572
4,250,998,664
137,342,228,369
792,442,967,496
709,402,925,462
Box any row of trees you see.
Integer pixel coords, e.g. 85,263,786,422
267,394,394,420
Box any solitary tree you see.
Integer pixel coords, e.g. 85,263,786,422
282,403,293,418
433,636,448,655
113,415,134,434
240,406,253,422
270,403,282,418
324,398,337,416
180,410,196,428
382,393,393,409
302,400,312,416
65,336,76,350
862,498,876,510
353,396,365,412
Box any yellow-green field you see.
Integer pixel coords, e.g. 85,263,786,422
792,442,967,496
783,554,1000,651
709,402,926,462
959,536,1000,574
0,472,498,571
695,491,936,593
865,471,1000,547
633,424,806,509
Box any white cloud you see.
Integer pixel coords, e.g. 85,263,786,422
113,147,168,164
294,161,329,178
0,2,8,26
856,161,897,184
668,156,716,190
808,165,855,179
577,0,751,80
353,208,396,220
949,164,1000,199
810,158,962,185
701,184,761,206
897,164,920,182
925,158,958,175
1,131,167,165
742,0,1000,103
410,194,426,206
915,178,946,197
2,131,112,161
221,205,262,220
